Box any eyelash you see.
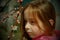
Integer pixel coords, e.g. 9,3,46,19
30,21,35,25
24,20,35,25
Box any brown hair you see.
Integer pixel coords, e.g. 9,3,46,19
20,0,56,40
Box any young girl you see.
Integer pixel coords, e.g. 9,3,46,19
20,0,59,40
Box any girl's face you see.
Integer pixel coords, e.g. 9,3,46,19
24,8,45,38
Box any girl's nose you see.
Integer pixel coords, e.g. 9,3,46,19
25,22,31,30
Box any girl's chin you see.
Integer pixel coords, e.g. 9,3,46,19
28,34,38,38
29,35,35,38
27,33,35,38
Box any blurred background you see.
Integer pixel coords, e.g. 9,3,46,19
0,0,60,40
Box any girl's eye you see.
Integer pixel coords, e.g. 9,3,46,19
30,21,35,25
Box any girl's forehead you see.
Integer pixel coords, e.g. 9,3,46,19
24,7,39,21
24,9,35,20
24,12,34,20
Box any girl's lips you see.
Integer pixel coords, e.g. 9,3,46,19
27,32,32,34
27,32,31,33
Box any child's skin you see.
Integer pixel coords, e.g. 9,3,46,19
24,8,45,38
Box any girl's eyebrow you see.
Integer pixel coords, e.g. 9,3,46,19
24,17,35,22
28,18,36,22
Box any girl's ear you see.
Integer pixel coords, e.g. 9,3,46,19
49,19,54,26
